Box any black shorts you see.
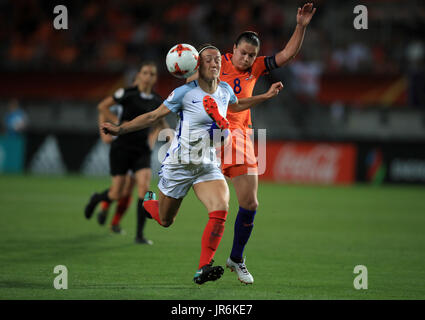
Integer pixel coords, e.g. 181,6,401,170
109,144,151,176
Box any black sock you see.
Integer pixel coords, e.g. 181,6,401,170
230,256,243,264
136,198,147,239
97,189,112,203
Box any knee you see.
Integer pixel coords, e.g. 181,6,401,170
212,200,229,213
159,209,175,228
122,192,131,199
108,189,122,201
242,199,258,212
220,200,229,212
122,186,133,198
160,217,174,228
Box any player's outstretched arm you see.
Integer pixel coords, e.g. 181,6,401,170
275,2,316,67
229,82,284,112
102,104,171,136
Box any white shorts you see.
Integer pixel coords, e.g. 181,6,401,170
158,162,225,199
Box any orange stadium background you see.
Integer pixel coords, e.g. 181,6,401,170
0,0,424,186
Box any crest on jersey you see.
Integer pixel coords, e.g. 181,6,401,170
220,95,227,106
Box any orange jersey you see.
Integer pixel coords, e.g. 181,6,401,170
220,53,268,129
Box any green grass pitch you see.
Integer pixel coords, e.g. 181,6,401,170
0,174,424,300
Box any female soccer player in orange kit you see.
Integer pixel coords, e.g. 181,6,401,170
189,3,316,284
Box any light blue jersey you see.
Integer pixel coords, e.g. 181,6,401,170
162,80,237,165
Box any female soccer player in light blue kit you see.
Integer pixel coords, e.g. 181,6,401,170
102,44,283,284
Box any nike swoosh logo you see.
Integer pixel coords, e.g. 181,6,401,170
222,72,229,75
192,100,202,103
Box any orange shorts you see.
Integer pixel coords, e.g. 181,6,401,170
219,128,258,178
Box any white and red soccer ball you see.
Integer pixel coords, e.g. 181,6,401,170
166,43,199,79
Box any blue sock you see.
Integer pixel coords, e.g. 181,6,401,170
230,207,256,262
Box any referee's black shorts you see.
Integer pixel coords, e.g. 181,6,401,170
109,144,151,176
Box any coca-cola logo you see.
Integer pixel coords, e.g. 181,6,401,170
273,144,341,183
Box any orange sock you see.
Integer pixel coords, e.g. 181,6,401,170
198,210,227,269
143,200,162,226
111,196,131,226
101,201,110,211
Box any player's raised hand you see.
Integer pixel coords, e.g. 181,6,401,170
265,81,284,99
296,3,316,27
101,122,121,136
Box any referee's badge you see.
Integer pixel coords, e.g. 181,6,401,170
114,88,124,99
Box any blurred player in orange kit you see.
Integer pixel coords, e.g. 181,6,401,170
188,2,316,284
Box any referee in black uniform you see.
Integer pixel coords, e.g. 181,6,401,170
85,61,169,244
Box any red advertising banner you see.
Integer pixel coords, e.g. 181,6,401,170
260,142,357,184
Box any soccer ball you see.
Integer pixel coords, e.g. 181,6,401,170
166,44,199,79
